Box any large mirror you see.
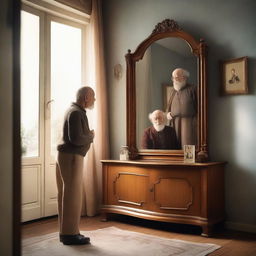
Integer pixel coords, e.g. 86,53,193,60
136,37,197,150
126,19,208,162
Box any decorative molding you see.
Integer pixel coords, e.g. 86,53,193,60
153,177,193,211
102,205,208,222
113,172,149,194
113,172,149,206
114,172,149,179
152,19,181,34
117,199,144,206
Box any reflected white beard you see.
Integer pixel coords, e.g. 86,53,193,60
173,80,186,91
153,124,165,132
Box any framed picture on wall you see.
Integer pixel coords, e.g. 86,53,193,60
220,56,248,95
162,83,172,110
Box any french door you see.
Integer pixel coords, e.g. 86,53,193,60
21,5,86,221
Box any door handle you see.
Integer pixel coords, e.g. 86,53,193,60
46,99,54,108
45,99,54,120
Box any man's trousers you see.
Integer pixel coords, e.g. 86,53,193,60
56,152,84,235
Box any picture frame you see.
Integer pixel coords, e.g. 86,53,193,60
220,56,248,95
162,83,172,111
184,145,195,163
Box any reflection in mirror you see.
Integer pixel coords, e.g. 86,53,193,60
136,37,197,150
141,109,179,150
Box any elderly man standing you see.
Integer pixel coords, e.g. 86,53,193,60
166,68,197,148
141,109,178,150
56,86,95,245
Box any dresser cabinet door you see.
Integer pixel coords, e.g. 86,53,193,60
104,165,150,209
148,167,201,216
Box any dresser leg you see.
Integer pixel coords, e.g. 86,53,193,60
201,224,213,237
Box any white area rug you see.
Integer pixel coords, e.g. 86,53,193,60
22,226,220,256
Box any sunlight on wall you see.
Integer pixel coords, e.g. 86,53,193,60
234,101,255,168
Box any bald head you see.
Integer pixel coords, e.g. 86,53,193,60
76,86,95,109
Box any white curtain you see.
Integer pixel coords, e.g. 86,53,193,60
82,0,109,216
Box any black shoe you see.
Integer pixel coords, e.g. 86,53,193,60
59,234,90,245
59,233,87,242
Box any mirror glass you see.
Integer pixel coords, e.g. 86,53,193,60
136,37,198,150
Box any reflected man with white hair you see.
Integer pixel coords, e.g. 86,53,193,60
141,110,178,149
166,68,197,148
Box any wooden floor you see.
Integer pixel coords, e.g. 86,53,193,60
22,214,256,256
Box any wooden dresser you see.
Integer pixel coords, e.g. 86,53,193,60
101,160,225,236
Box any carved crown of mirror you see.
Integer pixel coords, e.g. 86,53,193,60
126,19,208,162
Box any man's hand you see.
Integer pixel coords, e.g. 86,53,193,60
166,112,173,120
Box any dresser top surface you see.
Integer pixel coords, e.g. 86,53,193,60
101,159,227,167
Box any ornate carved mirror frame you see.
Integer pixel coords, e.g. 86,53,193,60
125,19,209,162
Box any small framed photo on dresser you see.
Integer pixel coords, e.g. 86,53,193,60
220,56,248,95
184,145,195,163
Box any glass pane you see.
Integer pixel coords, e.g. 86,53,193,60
21,11,40,157
50,21,82,156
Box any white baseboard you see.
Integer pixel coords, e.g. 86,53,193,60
225,221,256,234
